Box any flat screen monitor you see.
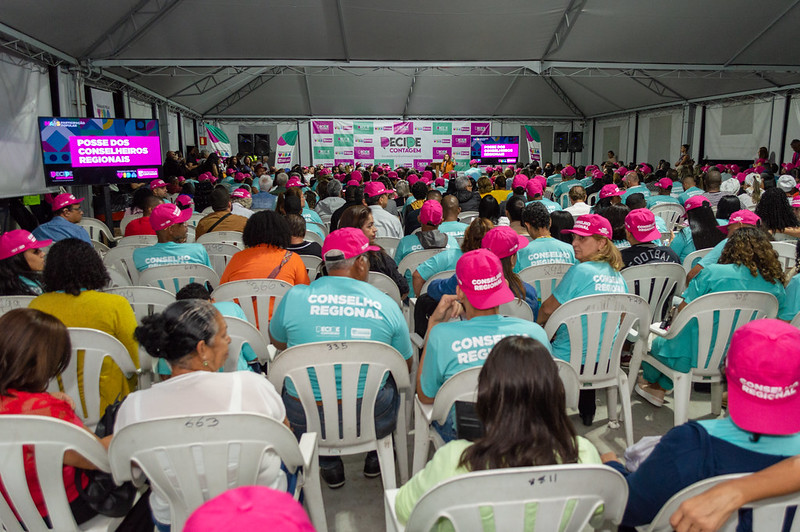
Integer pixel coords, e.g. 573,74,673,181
470,136,520,165
38,117,162,187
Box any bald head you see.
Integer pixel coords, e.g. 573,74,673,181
442,195,461,221
705,169,722,191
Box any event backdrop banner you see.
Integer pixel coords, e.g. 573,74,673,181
276,126,298,167
91,88,115,119
311,120,491,170
203,123,232,158
523,126,542,163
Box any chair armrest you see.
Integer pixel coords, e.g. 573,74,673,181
649,322,670,337
298,431,319,470
671,295,684,308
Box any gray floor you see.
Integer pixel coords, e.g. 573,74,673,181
319,388,721,531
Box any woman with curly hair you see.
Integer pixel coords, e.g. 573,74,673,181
756,186,800,241
636,227,793,406
28,238,139,414
476,176,493,196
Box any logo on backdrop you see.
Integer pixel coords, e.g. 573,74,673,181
380,137,422,153
313,121,333,134
393,122,414,135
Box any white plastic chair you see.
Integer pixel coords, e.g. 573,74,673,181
498,297,534,321
90,239,110,257
628,291,778,426
544,294,651,447
419,269,455,296
518,262,573,303
304,230,325,246
588,191,599,206
137,264,220,295
108,413,327,532
78,216,119,246
0,416,121,532
375,236,401,258
622,263,686,324
651,203,686,233
644,473,800,532
196,231,244,249
185,225,196,243
188,212,205,228
457,211,479,224
200,242,241,278
299,254,323,280
397,249,442,285
268,340,412,489
368,271,404,308
385,464,628,532
682,248,712,274
559,194,571,208
211,279,293,343
791,310,800,330
117,234,157,248
771,240,796,274
0,295,35,317
308,221,328,236
102,245,140,285
224,315,272,370
48,328,138,430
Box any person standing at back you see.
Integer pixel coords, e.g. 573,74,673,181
32,193,92,244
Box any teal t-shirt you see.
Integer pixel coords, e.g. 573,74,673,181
651,263,790,365
395,234,458,297
553,180,579,200
646,195,681,209
20,275,44,295
550,261,628,363
132,242,212,272
679,186,704,205
546,173,562,186
621,184,650,202
269,276,413,399
784,275,800,321
438,221,468,240
514,237,576,272
670,226,696,262
698,238,728,268
416,249,462,282
421,314,551,398
526,198,562,213
698,417,800,455
302,207,323,225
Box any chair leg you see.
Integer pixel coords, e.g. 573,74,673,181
395,395,409,484
606,386,619,425
412,402,430,475
377,435,397,490
671,373,692,426
711,381,723,416
303,448,328,532
618,374,634,447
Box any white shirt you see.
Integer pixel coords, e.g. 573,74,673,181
231,202,254,219
369,205,403,238
565,201,592,218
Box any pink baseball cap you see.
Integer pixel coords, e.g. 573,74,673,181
485,166,494,173
684,195,711,212
586,165,598,173
616,167,629,177
0,230,51,260
481,226,528,259
370,172,379,181
349,171,362,183
177,176,186,183
52,193,83,211
419,200,443,226
592,169,604,180
226,168,235,175
563,214,612,238
455,249,515,310
792,196,800,208
562,166,576,177
321,227,379,261
720,210,761,234
526,180,543,196
183,486,315,532
387,171,398,179
149,178,167,190
231,188,251,199
599,184,624,199
726,319,800,435
149,203,192,231
625,208,661,242
407,174,419,185
640,164,652,174
175,194,194,209
422,170,433,180
512,175,528,190
469,159,479,165
364,181,390,198
655,178,674,189
729,164,740,173
434,177,445,187
234,172,245,182
346,179,360,187
286,177,304,188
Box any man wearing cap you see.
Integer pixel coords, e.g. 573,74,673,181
677,175,704,206
195,187,248,239
646,178,682,209
149,178,170,202
687,210,761,282
777,174,798,198
515,202,576,272
620,171,650,202
365,181,402,239
132,203,212,272
418,248,550,440
621,209,680,268
525,179,562,213
552,166,579,202
269,227,413,488
124,195,160,236
32,193,92,244
464,160,481,180
230,188,254,219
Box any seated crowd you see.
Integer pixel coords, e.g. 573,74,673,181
2,147,800,531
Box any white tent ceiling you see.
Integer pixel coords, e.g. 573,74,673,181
2,0,800,119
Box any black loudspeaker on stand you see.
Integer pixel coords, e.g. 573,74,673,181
554,132,568,153
568,132,584,153
237,134,254,155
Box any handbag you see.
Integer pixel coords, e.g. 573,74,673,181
74,399,137,517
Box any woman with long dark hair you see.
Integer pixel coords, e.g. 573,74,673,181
715,195,742,222
669,196,726,262
395,336,601,523
0,230,49,295
756,187,800,241
478,194,500,224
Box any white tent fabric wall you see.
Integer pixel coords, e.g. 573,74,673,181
127,97,153,119
0,52,53,198
785,96,800,164
704,100,772,160
183,116,196,148
167,111,179,152
636,110,684,166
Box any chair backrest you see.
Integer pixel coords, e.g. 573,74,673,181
397,249,442,280
304,230,325,246
544,294,651,383
404,464,628,532
109,413,309,532
90,239,110,257
0,295,36,317
664,291,778,377
587,191,599,206
621,263,686,324
117,234,157,248
517,262,573,303
299,254,323,280
185,225,196,243
77,216,117,244
458,211,479,224
498,297,534,321
103,244,141,284
682,248,712,273
308,221,328,236
188,212,205,228
200,242,241,277
375,236,401,258
420,269,455,296
791,310,800,330
106,267,132,287
196,231,244,249
224,315,271,370
771,240,797,274
105,286,175,322
268,341,411,452
137,264,220,295
430,367,481,424
645,473,800,532
0,416,112,532
651,203,686,232
559,194,571,208
48,328,137,429
368,271,403,307
211,279,293,340
554,359,581,411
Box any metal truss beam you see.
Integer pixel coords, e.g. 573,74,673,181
169,67,239,98
80,0,185,60
302,68,314,115
335,0,350,62
622,69,686,100
0,22,77,66
403,69,419,117
542,0,587,59
542,77,585,118
202,69,284,116
204,114,580,121
492,76,521,116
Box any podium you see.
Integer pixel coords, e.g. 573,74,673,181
431,162,443,177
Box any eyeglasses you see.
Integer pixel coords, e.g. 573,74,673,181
67,206,83,212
